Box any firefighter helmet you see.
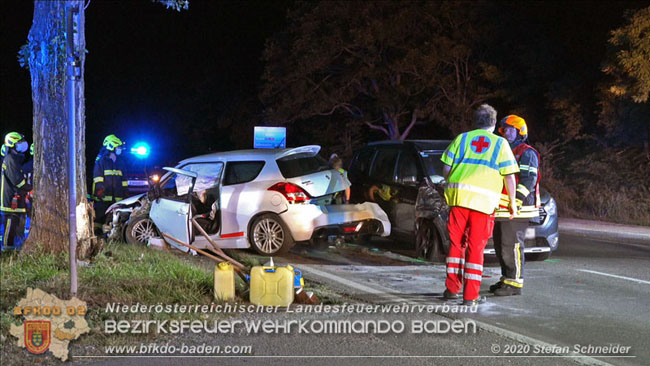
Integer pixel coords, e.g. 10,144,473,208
4,132,25,148
103,134,124,151
499,115,527,139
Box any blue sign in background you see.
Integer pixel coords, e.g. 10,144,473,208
254,126,286,149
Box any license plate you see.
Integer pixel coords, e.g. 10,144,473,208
128,180,148,187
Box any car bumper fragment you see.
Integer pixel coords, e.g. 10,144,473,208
280,202,391,241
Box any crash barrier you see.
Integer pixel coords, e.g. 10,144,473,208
161,228,319,306
214,262,235,301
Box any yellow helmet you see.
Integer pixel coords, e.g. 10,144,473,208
4,132,25,148
103,134,124,151
499,115,528,139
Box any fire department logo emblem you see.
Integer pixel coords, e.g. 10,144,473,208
24,320,51,354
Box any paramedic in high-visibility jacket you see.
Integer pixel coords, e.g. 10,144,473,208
440,104,519,306
490,115,541,296
92,134,127,223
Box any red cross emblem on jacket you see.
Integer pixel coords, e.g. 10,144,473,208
471,136,490,154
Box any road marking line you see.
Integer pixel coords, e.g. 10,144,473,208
302,264,615,366
299,265,412,303
577,269,650,285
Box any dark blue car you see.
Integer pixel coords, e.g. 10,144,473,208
348,140,559,261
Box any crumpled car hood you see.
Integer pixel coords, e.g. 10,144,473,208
105,193,145,214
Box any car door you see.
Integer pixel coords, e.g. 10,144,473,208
367,147,401,227
393,148,423,235
218,160,265,242
149,167,198,252
348,147,377,203
182,162,224,243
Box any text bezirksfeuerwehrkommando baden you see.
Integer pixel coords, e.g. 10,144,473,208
104,302,478,335
105,318,477,335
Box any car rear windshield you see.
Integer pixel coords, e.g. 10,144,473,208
276,153,330,178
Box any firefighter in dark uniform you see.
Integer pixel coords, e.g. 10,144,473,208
491,115,541,296
92,134,127,223
1,132,32,251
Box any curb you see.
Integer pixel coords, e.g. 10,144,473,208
558,218,650,245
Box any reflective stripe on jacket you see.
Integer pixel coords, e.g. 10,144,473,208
441,129,519,214
495,142,541,219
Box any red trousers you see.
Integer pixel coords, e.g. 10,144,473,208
445,206,495,300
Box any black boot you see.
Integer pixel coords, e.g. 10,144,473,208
493,284,522,296
462,296,487,306
443,289,459,300
489,281,503,293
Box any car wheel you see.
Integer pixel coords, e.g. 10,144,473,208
126,216,158,246
311,238,331,251
351,233,372,245
249,214,294,256
416,219,444,262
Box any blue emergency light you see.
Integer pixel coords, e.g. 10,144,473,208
130,142,150,158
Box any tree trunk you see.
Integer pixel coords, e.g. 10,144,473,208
24,1,90,253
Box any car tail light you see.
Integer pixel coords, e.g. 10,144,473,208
268,182,311,204
342,222,363,233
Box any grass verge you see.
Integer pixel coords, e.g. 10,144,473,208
0,241,215,362
1,242,349,364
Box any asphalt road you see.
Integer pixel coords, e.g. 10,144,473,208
294,234,650,366
470,234,650,366
80,233,649,366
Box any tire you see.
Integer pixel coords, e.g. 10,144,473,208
351,233,372,245
311,238,330,251
125,216,158,246
249,214,295,256
415,219,444,262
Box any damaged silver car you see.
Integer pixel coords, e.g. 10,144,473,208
105,145,391,255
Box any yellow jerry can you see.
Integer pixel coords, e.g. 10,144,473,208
249,264,295,307
214,262,235,301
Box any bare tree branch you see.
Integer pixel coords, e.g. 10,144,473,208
365,120,389,136
399,109,419,141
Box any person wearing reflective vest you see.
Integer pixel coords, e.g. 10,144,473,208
440,104,519,306
92,134,127,223
490,115,541,296
1,132,32,251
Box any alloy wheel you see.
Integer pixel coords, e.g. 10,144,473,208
253,218,284,254
131,218,156,244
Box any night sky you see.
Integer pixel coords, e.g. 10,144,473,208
1,1,647,167
1,0,291,166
